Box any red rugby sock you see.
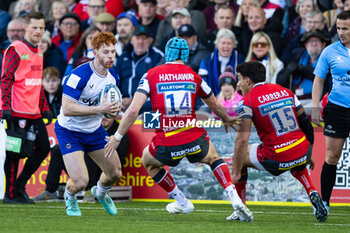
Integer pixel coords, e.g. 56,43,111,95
211,159,233,189
292,168,315,195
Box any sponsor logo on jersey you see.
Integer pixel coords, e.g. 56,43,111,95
274,139,298,150
279,155,307,170
170,145,201,160
82,97,99,106
259,97,294,116
156,82,196,93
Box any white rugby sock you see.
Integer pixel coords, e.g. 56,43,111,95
65,188,75,200
96,181,111,199
169,186,187,206
225,185,244,207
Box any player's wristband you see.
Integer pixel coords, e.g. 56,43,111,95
114,131,124,141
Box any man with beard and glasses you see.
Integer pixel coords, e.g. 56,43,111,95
54,32,122,216
277,29,330,115
1,18,26,51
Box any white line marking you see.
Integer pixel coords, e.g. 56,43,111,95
0,204,349,217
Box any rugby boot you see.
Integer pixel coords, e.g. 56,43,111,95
91,186,117,215
309,190,328,222
64,192,81,216
233,204,253,222
226,211,240,221
166,200,194,214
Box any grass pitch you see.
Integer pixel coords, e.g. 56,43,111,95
0,201,349,233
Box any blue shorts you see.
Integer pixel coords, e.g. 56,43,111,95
55,121,108,156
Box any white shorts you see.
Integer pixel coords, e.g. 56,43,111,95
249,143,266,171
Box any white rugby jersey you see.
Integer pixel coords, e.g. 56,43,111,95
57,61,118,133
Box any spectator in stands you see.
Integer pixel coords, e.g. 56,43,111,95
117,25,163,112
285,0,318,44
282,10,330,64
178,24,210,73
38,30,66,78
64,0,78,12
234,0,260,28
202,0,239,34
158,24,210,73
344,0,350,10
323,0,344,36
12,0,38,18
65,26,100,75
156,0,171,18
75,0,125,20
42,67,62,117
206,5,236,52
81,0,106,30
304,11,330,35
0,10,11,41
245,32,283,83
236,6,283,58
33,116,130,202
115,10,138,58
1,18,26,51
36,0,53,20
157,8,192,52
259,0,282,19
277,29,330,114
215,65,242,117
138,0,161,39
198,29,244,96
95,12,116,33
51,12,82,63
64,0,87,20
154,0,206,48
46,0,69,38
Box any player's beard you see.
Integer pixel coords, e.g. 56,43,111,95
96,55,114,69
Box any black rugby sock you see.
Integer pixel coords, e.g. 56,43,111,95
320,162,337,206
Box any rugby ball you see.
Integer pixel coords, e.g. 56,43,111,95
99,83,122,118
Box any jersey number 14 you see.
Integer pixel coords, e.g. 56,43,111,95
165,91,192,116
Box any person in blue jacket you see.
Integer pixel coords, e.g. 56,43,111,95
198,28,244,96
116,25,163,113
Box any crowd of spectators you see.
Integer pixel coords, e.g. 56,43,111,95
0,0,337,116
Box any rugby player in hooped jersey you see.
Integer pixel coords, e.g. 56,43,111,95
55,32,122,216
105,37,253,221
229,61,328,222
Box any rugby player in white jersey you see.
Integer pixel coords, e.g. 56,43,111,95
55,32,122,216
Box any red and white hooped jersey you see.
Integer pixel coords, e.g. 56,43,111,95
137,62,212,146
238,82,309,162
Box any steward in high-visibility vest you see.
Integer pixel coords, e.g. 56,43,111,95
1,40,45,117
0,12,53,204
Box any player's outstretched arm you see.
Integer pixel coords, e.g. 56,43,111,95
61,95,121,116
202,94,240,132
232,118,252,184
105,92,148,157
311,76,325,126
